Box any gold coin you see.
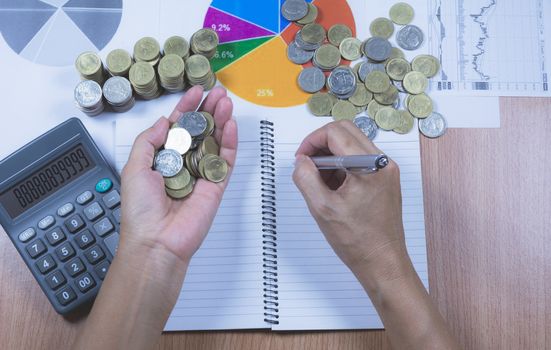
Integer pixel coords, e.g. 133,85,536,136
106,49,132,76
307,92,335,116
201,136,220,156
301,23,326,44
386,58,411,81
403,71,428,94
411,55,440,78
374,84,399,105
389,47,405,60
129,62,155,86
165,127,193,155
370,17,395,39
394,110,415,134
408,93,433,118
164,36,190,59
134,37,160,63
315,44,341,69
365,71,391,93
328,24,353,46
166,177,196,199
202,155,229,183
297,3,318,25
349,84,373,106
158,54,185,79
331,100,357,121
389,2,415,25
192,29,219,53
165,167,191,190
367,100,384,119
201,111,215,137
339,37,362,61
75,51,102,76
185,54,211,78
375,107,401,130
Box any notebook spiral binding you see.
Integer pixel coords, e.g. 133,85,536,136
260,120,279,325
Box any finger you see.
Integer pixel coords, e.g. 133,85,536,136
212,97,233,143
199,87,227,115
218,118,238,171
293,155,333,207
124,117,169,175
168,86,204,122
296,121,366,157
338,120,384,154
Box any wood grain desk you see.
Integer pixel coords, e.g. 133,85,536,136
1,97,549,350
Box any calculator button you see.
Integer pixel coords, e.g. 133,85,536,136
84,202,104,221
56,286,77,306
102,190,120,209
84,245,105,265
57,203,74,217
46,270,66,290
104,232,120,257
36,254,56,274
95,178,113,193
65,214,85,233
38,215,55,230
94,260,110,280
18,228,36,243
55,242,76,262
112,207,121,224
75,229,95,249
93,217,114,237
26,239,47,258
45,227,66,246
76,191,94,205
75,272,96,293
65,257,86,277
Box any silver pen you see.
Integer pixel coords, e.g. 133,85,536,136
311,154,389,172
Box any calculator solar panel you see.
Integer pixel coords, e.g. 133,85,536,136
0,118,121,315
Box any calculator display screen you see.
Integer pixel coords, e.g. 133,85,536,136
0,144,95,219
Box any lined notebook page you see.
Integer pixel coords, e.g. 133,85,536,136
115,116,267,331
271,119,428,331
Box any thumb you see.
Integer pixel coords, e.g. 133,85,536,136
293,155,332,206
124,117,169,175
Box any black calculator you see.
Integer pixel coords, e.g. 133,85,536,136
0,118,121,315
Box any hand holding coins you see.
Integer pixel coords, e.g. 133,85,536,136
153,110,228,199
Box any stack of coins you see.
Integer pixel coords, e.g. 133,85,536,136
106,49,133,77
129,61,162,99
133,37,161,66
75,52,104,84
163,36,190,60
185,55,217,90
158,54,186,93
154,111,227,199
284,1,447,139
74,80,104,116
190,29,219,59
102,76,135,113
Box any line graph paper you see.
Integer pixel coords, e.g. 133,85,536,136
427,0,551,96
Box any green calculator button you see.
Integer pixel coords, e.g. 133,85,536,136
95,178,113,193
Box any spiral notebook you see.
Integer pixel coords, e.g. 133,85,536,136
114,114,427,331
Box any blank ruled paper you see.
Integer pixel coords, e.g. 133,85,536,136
115,117,267,331
272,121,428,331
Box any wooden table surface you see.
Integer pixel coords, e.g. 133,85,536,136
0,97,549,350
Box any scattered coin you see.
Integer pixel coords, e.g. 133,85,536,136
281,0,309,22
386,58,411,81
403,71,428,94
298,67,326,93
328,66,357,98
375,107,401,130
363,37,393,62
408,93,433,118
396,25,424,51
370,17,395,39
314,44,341,70
411,54,440,78
419,112,447,138
365,71,391,93
394,110,415,134
389,2,415,25
307,92,335,116
287,41,315,64
354,116,379,140
339,37,362,61
297,3,318,25
349,84,373,107
332,100,357,121
301,23,326,44
328,24,353,46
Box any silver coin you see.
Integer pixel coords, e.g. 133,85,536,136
287,41,314,64
358,61,385,82
177,111,208,137
281,0,308,21
103,76,132,105
298,67,326,93
327,67,356,95
154,149,183,177
363,37,392,62
74,80,103,108
295,30,320,51
396,25,424,51
354,116,378,141
419,112,447,138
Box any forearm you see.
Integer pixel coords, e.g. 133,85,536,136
352,244,459,350
73,239,188,350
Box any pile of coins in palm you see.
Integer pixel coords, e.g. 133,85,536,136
153,111,228,199
73,29,220,117
282,0,447,139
